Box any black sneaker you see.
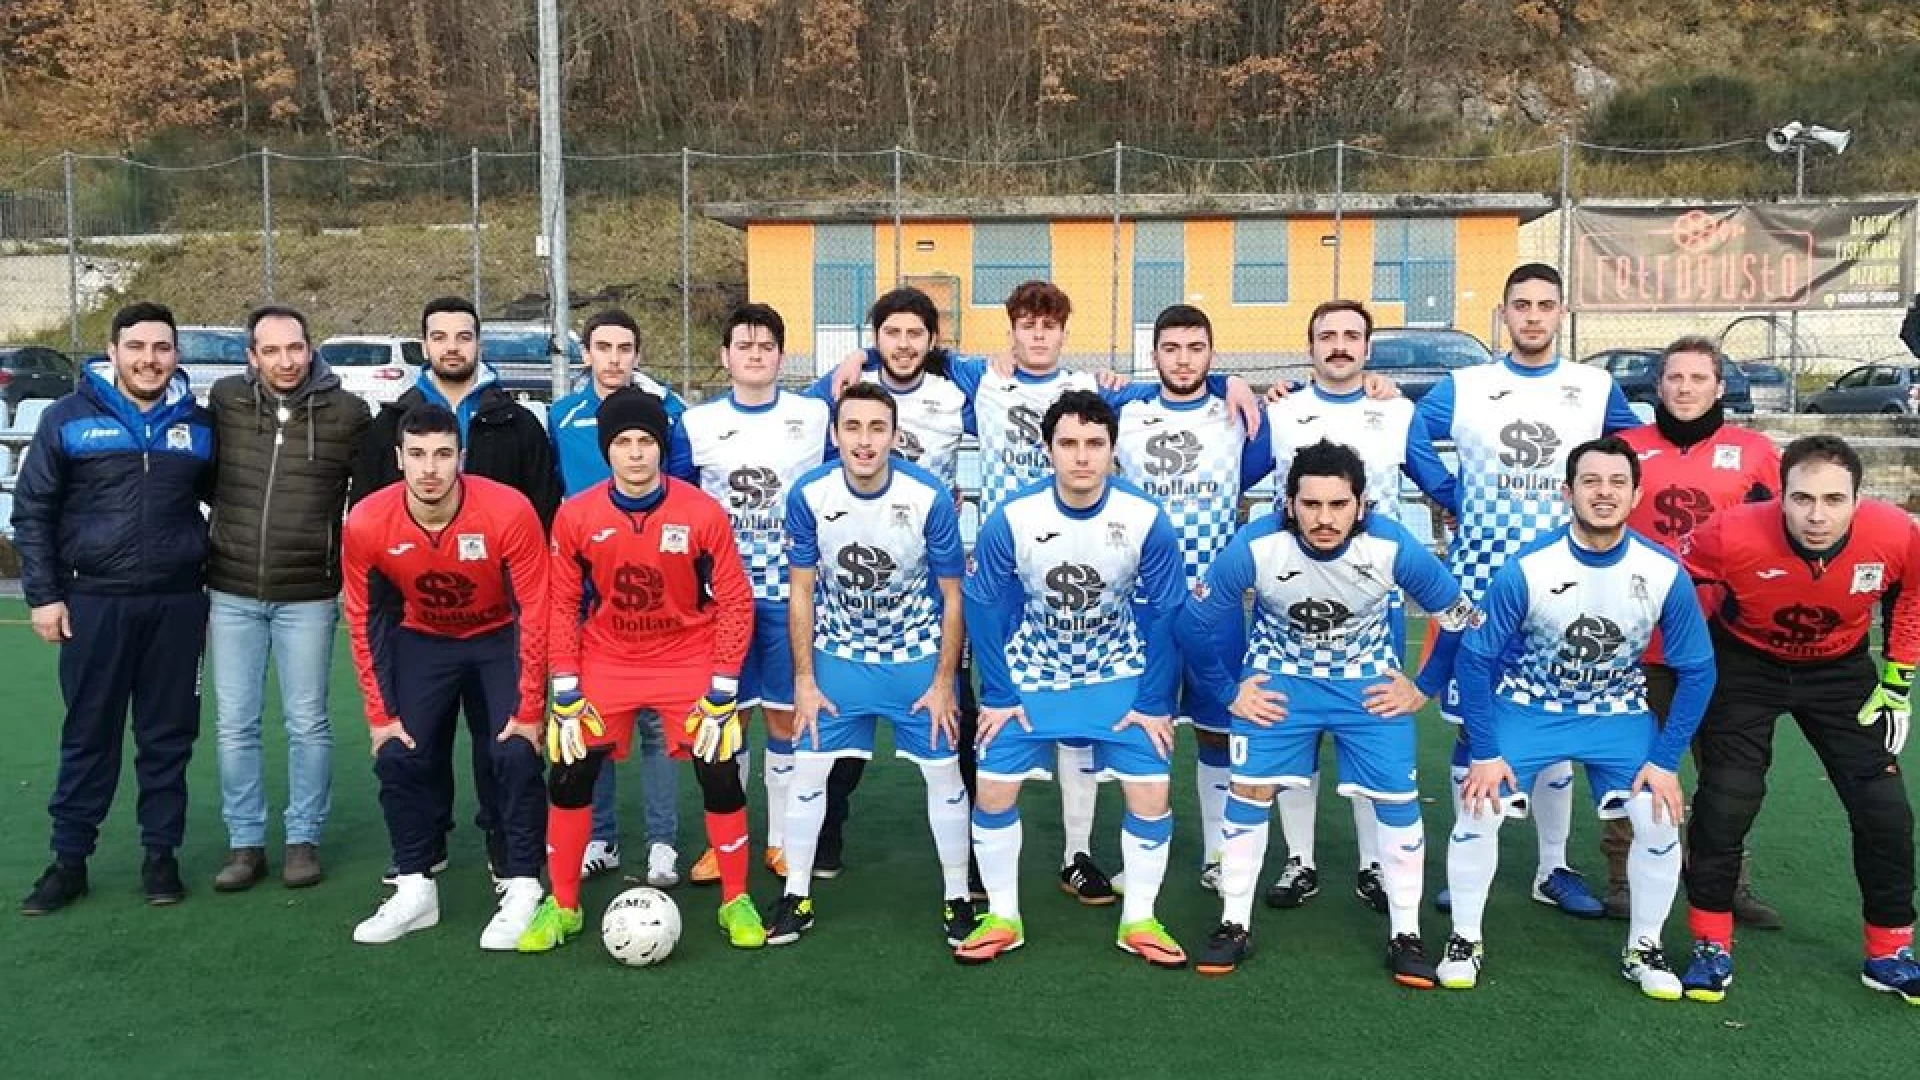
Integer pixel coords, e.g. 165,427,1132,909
967,859,988,903
765,893,815,946
1732,883,1783,931
814,829,845,880
1388,933,1438,989
943,897,980,947
142,852,185,906
1059,853,1116,906
1264,856,1319,909
380,850,449,887
1195,921,1252,976
486,831,510,886
1355,864,1389,914
21,860,88,916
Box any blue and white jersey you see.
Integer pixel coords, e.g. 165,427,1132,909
1455,527,1715,770
1116,392,1268,591
1263,385,1456,521
1416,356,1638,602
550,372,686,496
786,458,964,664
671,389,831,602
963,366,1104,520
964,477,1185,711
809,358,974,492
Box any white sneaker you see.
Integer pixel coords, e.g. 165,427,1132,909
1621,938,1683,1001
353,875,439,944
582,841,622,878
480,878,544,951
646,843,680,888
1436,934,1483,989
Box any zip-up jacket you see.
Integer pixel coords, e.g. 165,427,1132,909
351,368,562,526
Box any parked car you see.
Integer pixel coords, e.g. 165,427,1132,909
317,335,425,406
480,322,582,400
1800,362,1920,414
1584,347,1753,414
176,325,250,401
0,345,76,406
1737,361,1791,412
1365,328,1495,401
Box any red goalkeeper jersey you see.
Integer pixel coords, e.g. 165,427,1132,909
548,478,753,678
1681,498,1920,666
342,475,550,726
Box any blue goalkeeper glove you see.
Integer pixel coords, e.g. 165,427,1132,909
687,677,742,764
547,675,605,766
1858,660,1913,756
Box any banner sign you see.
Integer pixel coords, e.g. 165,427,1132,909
1572,201,1912,311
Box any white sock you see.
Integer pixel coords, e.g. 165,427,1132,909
919,761,972,899
1119,809,1174,925
1275,773,1318,868
1531,760,1574,882
1196,761,1232,864
764,744,794,849
1445,807,1505,942
1219,794,1271,928
780,756,834,898
1057,744,1099,866
1376,816,1425,939
971,808,1023,922
1624,793,1682,949
1352,795,1382,870
1449,763,1470,822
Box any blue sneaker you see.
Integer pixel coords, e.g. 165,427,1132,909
1682,939,1733,1003
1531,867,1605,919
1862,947,1920,1005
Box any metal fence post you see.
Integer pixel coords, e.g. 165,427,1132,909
260,148,276,302
470,147,482,310
680,147,692,395
64,151,79,353
1110,141,1123,370
1559,135,1575,361
892,145,904,288
1332,139,1345,298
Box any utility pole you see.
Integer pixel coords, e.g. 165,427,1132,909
537,0,570,398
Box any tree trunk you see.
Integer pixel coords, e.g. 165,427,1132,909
306,0,340,151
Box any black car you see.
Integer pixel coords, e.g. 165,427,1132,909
1365,328,1495,401
1585,347,1754,414
0,345,77,407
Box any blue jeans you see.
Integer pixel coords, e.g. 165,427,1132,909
209,591,337,847
592,708,678,848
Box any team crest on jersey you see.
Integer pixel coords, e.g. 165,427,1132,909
1106,521,1129,548
1363,409,1385,430
457,534,487,561
890,503,914,529
660,524,690,554
1851,562,1886,595
1713,444,1742,470
1559,385,1583,406
785,418,807,440
166,424,192,450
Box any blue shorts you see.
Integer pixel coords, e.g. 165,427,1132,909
741,599,795,710
1487,697,1653,821
1177,665,1234,735
1229,672,1419,803
978,678,1170,783
802,653,956,764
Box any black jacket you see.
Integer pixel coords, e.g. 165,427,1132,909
10,368,215,607
207,362,371,602
351,372,561,526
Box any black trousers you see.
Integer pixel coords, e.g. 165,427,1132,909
1684,634,1915,928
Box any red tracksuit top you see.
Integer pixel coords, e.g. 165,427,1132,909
1681,498,1920,666
548,478,753,679
342,475,551,727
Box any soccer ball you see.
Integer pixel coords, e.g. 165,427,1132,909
602,887,681,967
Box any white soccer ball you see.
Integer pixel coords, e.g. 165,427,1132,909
602,886,681,967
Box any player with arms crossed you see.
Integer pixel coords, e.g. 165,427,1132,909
1439,436,1715,998
1179,439,1471,984
518,388,767,953
342,404,550,949
1678,435,1920,1005
768,382,972,947
956,391,1189,967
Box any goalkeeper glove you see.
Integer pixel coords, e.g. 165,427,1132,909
547,675,605,766
687,677,742,764
1859,660,1913,756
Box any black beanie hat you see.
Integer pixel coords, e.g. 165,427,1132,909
598,387,671,462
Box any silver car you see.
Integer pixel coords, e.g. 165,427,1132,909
1801,361,1920,415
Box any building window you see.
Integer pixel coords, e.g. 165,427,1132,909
1372,218,1454,303
1132,220,1184,323
814,224,874,326
972,223,1051,306
1232,220,1287,304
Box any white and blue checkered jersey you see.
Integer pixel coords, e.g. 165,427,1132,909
1454,527,1715,771
786,459,964,664
964,477,1186,713
1179,514,1472,699
810,357,974,492
1416,357,1639,603
1116,392,1270,590
670,390,831,603
1263,385,1457,521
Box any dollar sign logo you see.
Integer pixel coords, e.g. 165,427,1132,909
1652,486,1714,538
612,564,664,611
1497,420,1562,469
1007,405,1043,446
415,570,476,610
1769,604,1841,648
727,466,780,510
834,543,898,591
1143,431,1200,477
895,428,925,462
1557,614,1625,664
1285,597,1352,634
1044,563,1105,611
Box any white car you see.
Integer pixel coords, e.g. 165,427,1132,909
176,325,250,402
317,335,424,406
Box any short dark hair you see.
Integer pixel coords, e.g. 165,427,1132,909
245,304,309,349
1657,335,1724,381
397,402,461,448
1006,281,1072,325
723,303,786,352
1041,389,1116,445
581,309,641,352
1503,263,1563,300
1564,435,1640,489
1781,434,1864,494
1306,299,1374,343
420,296,480,338
110,301,176,345
834,380,897,427
1285,438,1367,501
1152,304,1212,348
869,287,940,339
